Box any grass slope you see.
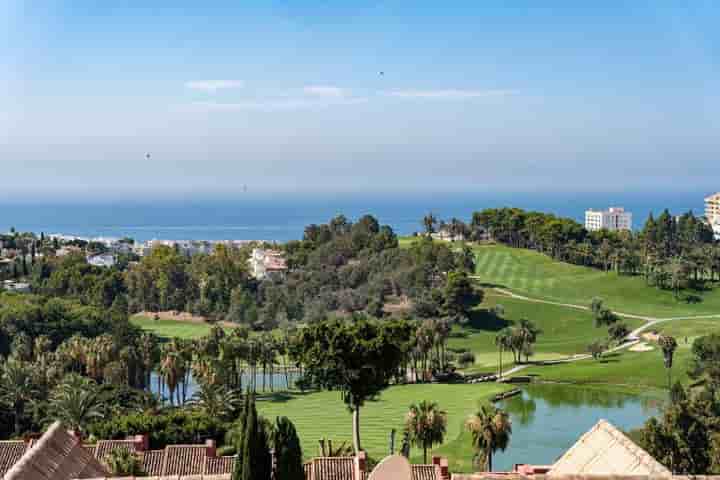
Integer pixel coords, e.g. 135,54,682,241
474,244,720,317
524,317,720,390
130,315,226,340
257,383,506,469
449,295,645,372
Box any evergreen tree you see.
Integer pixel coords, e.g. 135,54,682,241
273,416,303,480
234,393,271,480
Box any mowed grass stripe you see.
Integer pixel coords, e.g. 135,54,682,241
473,244,720,317
257,383,506,463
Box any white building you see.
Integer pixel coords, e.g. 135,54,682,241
2,280,30,293
585,207,632,232
249,248,287,279
705,192,720,239
87,253,116,268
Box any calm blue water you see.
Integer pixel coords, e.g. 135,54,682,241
0,191,705,242
492,384,659,471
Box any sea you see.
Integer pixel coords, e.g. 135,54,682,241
0,191,707,243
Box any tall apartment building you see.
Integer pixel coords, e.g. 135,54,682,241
585,207,632,232
705,192,720,239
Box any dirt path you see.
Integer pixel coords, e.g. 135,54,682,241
484,285,720,379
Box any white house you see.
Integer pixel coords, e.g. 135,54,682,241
705,192,720,240
585,207,632,232
249,248,287,279
87,253,116,268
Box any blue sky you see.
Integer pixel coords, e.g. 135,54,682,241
2,1,719,199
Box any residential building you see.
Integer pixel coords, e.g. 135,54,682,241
0,424,236,480
431,228,466,242
585,207,632,232
2,280,31,293
86,254,116,268
705,192,720,239
548,419,670,476
249,248,288,279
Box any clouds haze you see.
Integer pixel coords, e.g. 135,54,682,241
2,1,719,200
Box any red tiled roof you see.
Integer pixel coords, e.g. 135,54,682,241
0,441,28,477
140,450,165,476
4,421,108,480
412,464,442,480
306,457,355,480
163,445,206,476
138,446,236,477
205,455,236,475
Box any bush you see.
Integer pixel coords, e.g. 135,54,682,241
88,409,229,449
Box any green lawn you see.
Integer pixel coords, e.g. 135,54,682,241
522,316,720,391
473,244,720,317
449,294,645,372
130,315,229,340
257,383,507,469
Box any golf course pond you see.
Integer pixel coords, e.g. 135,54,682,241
490,383,661,471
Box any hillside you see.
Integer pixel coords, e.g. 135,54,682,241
473,244,720,317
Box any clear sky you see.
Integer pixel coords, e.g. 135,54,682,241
2,1,719,200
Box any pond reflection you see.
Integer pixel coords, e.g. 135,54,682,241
491,384,658,472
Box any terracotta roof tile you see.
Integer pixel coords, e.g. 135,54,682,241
4,421,108,480
0,440,28,477
162,445,207,476
548,419,671,476
412,464,442,480
205,455,236,475
307,457,355,480
140,450,166,476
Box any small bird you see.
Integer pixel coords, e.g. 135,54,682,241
145,153,151,160
379,71,384,76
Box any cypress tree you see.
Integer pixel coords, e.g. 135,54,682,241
234,393,271,480
273,417,303,480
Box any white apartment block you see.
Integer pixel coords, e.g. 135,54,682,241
705,192,720,239
585,207,632,232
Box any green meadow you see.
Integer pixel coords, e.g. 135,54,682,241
130,315,229,340
257,383,506,468
473,244,720,317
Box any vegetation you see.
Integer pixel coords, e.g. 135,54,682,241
290,317,413,452
465,405,512,472
473,244,720,317
404,401,447,464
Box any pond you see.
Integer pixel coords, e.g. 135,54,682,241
149,370,301,401
491,383,661,472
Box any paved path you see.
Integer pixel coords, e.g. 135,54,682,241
484,285,720,379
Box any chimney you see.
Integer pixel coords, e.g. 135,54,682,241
205,439,217,458
130,434,149,452
354,451,367,480
440,457,449,480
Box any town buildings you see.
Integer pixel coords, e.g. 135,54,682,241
584,207,632,232
86,254,116,268
705,192,720,239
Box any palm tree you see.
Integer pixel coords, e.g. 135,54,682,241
404,401,447,464
48,374,106,437
188,383,241,421
659,335,678,390
422,213,437,237
465,405,512,472
0,360,38,436
495,328,513,378
138,333,159,390
516,319,542,362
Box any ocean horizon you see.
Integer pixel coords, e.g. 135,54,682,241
0,191,707,243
